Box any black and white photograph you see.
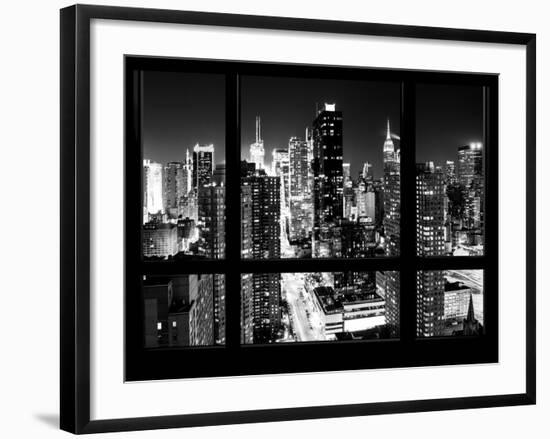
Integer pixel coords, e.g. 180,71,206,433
139,72,487,345
52,2,537,436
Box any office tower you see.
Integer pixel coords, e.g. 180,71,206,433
143,277,173,347
343,185,355,221
271,148,290,214
249,116,265,170
364,191,376,221
457,142,484,246
197,185,226,344
240,184,254,344
178,190,198,222
169,275,206,347
143,274,216,348
372,179,384,225
189,274,215,346
416,164,446,256
445,160,457,184
164,161,188,218
213,164,226,186
288,136,313,241
457,143,483,188
416,165,446,337
142,223,178,258
176,217,196,252
143,159,164,219
382,119,400,333
185,148,193,195
343,162,352,188
242,168,281,343
354,180,375,221
362,161,373,180
192,143,214,190
312,103,344,257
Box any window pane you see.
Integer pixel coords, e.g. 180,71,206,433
240,76,401,259
416,269,484,337
142,274,225,347
241,271,399,344
416,84,485,256
141,71,225,260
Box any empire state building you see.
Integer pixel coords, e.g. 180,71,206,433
382,118,401,335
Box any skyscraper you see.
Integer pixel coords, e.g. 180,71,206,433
416,165,446,337
362,161,373,180
457,142,484,248
142,223,178,258
143,159,164,219
445,160,457,184
457,143,483,188
383,119,400,256
242,168,282,343
288,136,313,242
192,143,214,190
343,162,352,187
143,274,216,348
197,185,226,344
271,148,290,211
249,116,265,170
382,119,400,334
312,103,344,257
164,161,188,218
188,274,215,346
240,184,254,344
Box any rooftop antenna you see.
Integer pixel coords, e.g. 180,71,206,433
255,116,262,143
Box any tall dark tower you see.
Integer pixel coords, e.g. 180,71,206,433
312,103,344,257
241,166,282,343
197,185,226,344
416,164,446,337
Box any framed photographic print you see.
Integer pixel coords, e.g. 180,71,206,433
60,4,536,434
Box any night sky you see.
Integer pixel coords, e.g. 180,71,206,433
416,83,484,166
142,71,226,165
142,71,483,178
241,76,400,178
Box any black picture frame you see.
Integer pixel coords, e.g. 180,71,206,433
60,4,536,434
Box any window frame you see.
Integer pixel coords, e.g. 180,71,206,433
124,55,498,382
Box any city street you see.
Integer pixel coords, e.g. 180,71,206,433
281,273,325,342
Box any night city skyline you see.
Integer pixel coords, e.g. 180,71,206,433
142,73,483,178
140,71,485,347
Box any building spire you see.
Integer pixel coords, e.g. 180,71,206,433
466,293,476,322
255,116,262,143
383,118,395,153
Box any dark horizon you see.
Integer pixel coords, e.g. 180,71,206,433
142,71,484,178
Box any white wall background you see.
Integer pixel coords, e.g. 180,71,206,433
0,0,546,437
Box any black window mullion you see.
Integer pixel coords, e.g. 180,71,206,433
225,72,242,349
240,257,401,274
400,80,417,342
415,256,487,271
